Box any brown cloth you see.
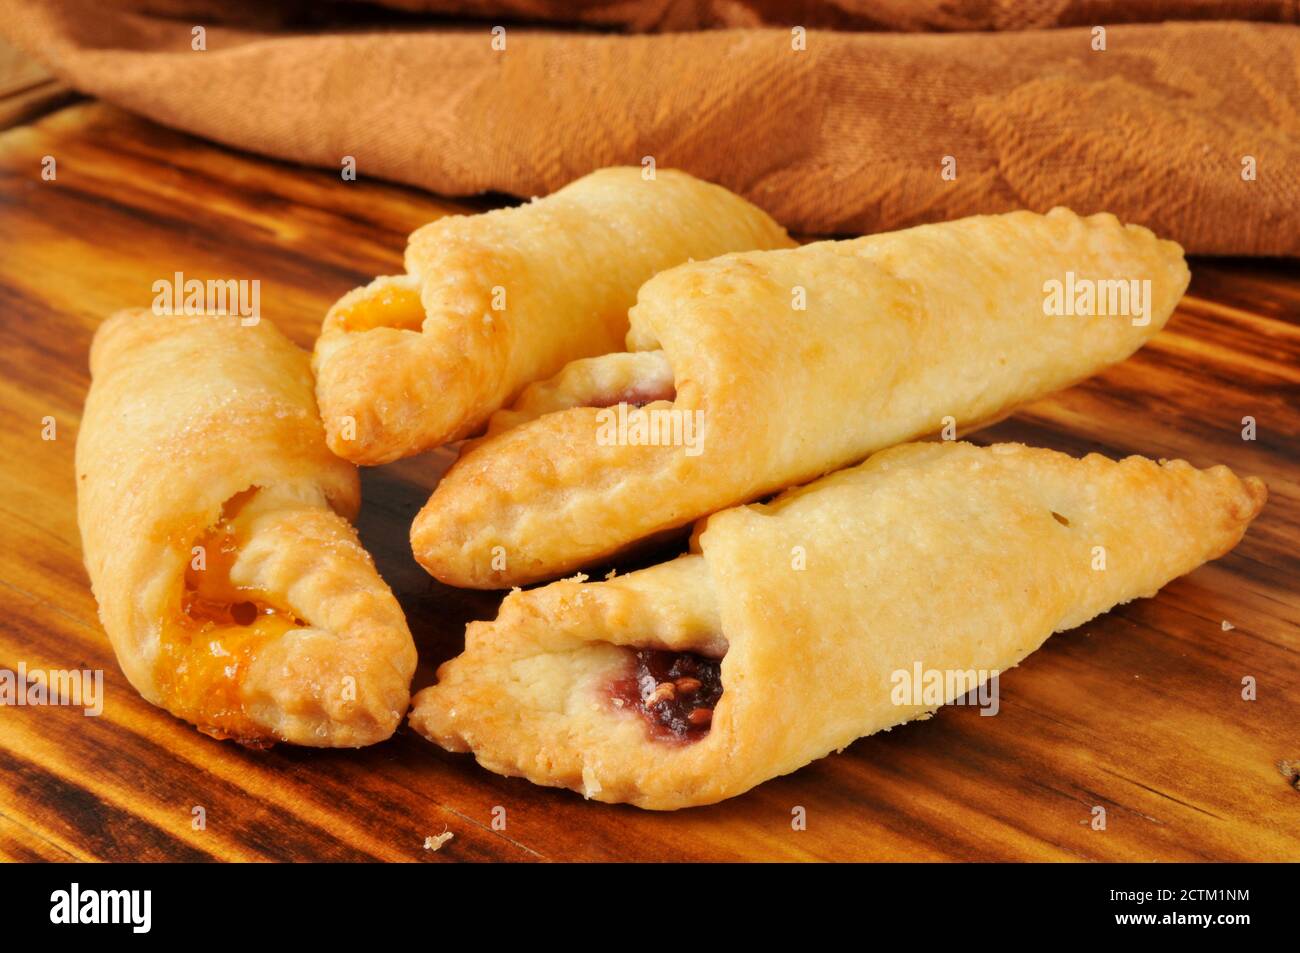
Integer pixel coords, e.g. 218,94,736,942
4,1,1298,254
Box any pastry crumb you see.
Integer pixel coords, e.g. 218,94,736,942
1278,760,1300,790
424,831,454,852
581,764,602,798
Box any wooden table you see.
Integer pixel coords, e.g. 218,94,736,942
0,99,1296,862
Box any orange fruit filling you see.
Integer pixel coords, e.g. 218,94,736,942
333,284,426,333
156,493,306,744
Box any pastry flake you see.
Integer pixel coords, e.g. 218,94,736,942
76,310,416,747
312,167,793,465
413,207,1192,588
409,442,1265,809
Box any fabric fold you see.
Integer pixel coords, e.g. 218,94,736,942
4,1,1297,253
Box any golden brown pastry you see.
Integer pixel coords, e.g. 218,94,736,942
76,310,416,747
410,442,1266,810
413,207,1191,588
312,167,793,465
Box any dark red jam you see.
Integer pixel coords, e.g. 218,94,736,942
588,382,676,409
610,648,723,743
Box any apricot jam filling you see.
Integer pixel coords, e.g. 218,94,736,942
609,648,723,743
335,283,426,333
157,492,306,744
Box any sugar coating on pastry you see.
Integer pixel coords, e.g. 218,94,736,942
413,207,1192,589
312,167,793,465
76,310,416,747
409,442,1265,809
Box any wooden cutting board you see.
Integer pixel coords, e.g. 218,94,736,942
0,102,1295,862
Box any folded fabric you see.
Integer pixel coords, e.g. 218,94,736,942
410,441,1266,809
3,1,1297,254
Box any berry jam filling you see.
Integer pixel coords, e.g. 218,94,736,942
588,382,676,409
610,648,723,742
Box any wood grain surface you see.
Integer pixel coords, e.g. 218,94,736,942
0,101,1296,862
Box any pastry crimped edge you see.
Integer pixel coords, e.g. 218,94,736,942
76,310,416,747
413,206,1192,588
312,166,793,465
410,441,1266,809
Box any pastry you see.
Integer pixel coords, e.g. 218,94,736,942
412,207,1191,588
312,166,793,465
409,441,1266,810
76,310,416,747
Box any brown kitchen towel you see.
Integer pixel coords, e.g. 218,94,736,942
3,0,1298,254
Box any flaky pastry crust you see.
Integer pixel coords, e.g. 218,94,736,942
312,167,793,465
410,442,1266,809
413,207,1192,588
76,311,416,747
